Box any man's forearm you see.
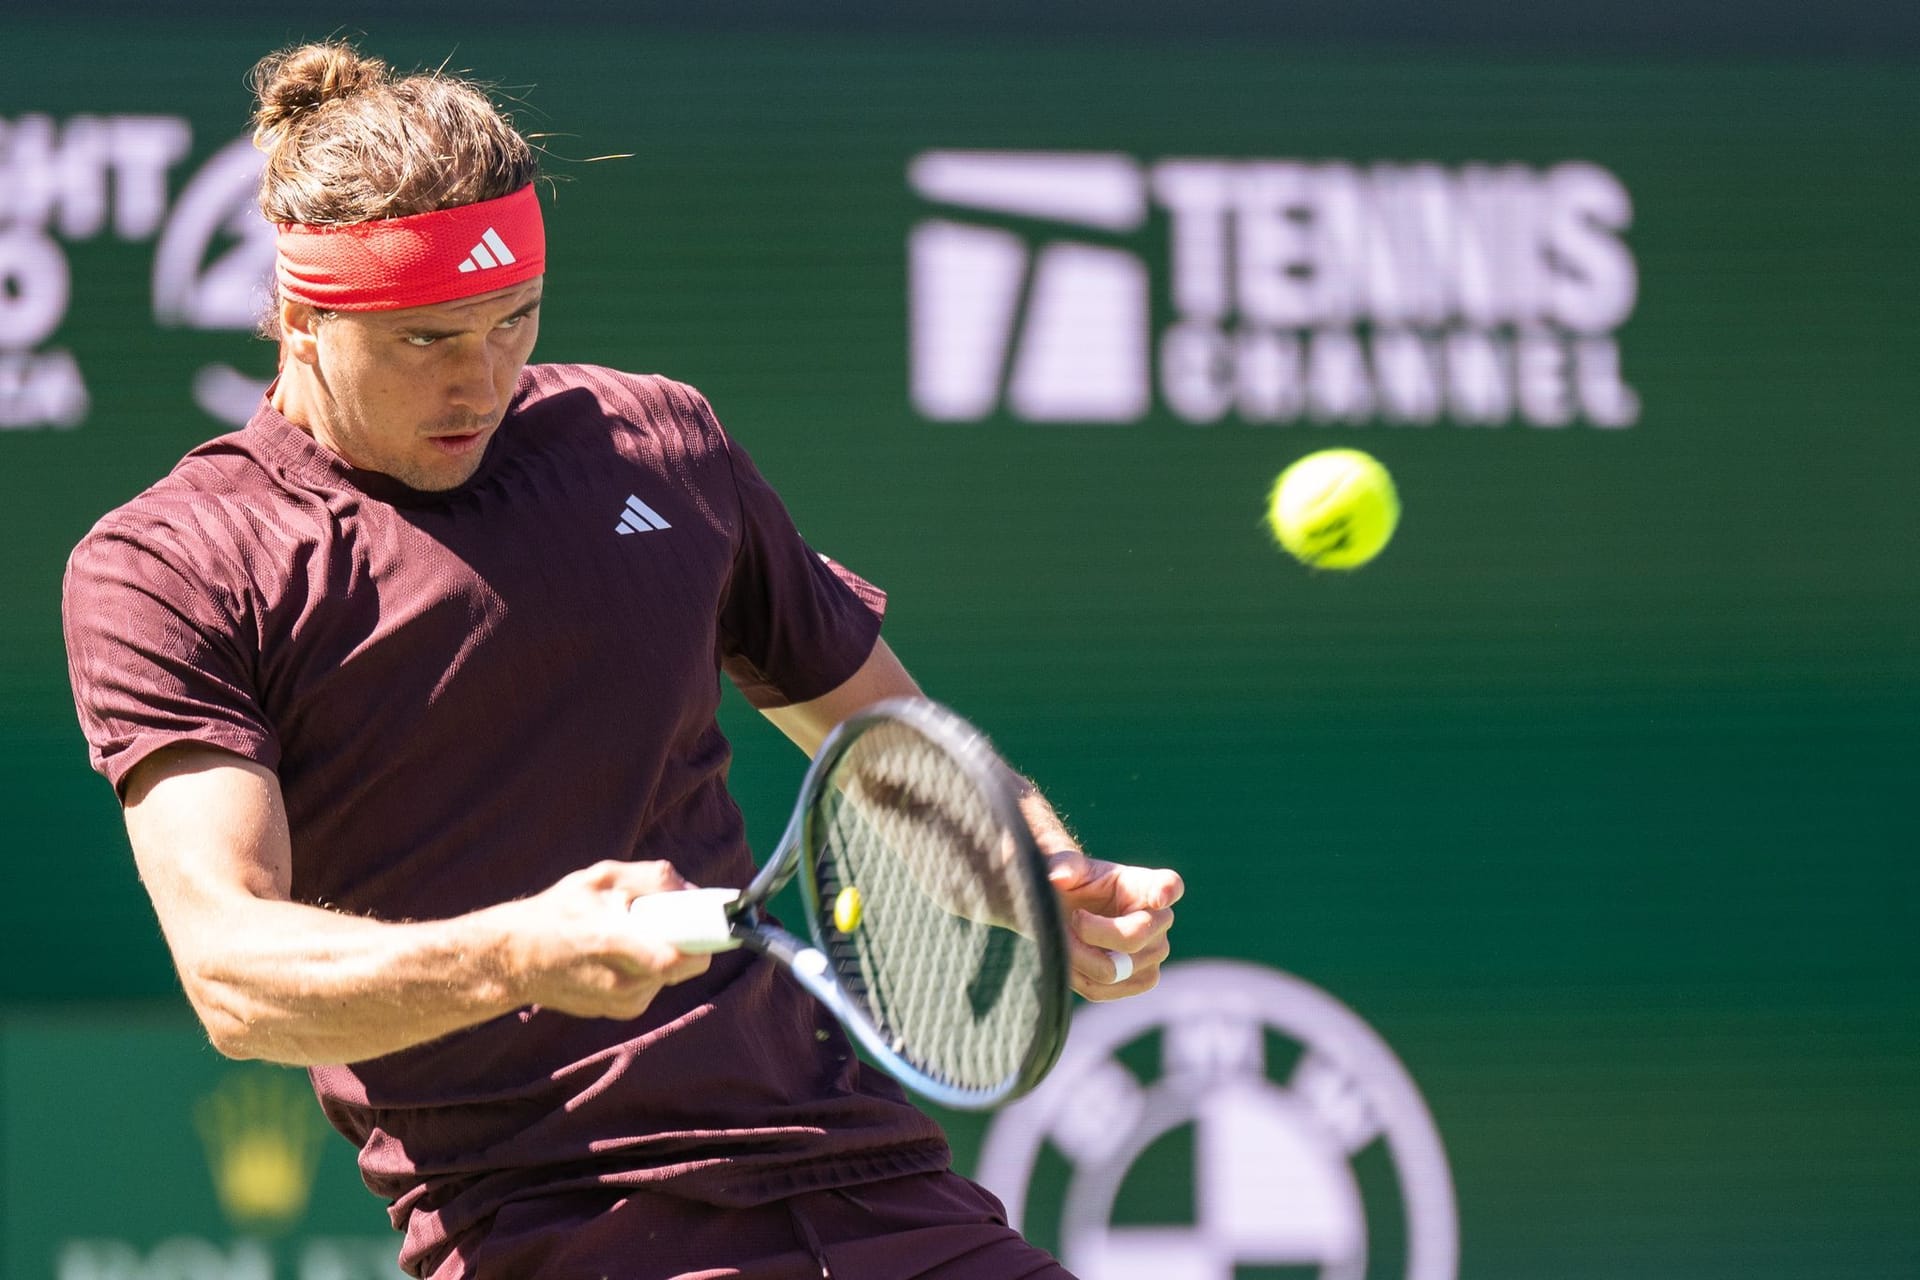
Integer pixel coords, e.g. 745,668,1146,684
124,752,705,1068
171,895,524,1066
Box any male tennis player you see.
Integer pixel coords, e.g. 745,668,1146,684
61,41,1180,1279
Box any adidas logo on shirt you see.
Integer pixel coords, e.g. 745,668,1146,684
615,495,672,536
457,227,519,274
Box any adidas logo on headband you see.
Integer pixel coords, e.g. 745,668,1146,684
457,227,519,274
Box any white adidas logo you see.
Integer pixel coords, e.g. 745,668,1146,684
615,494,672,536
456,227,518,274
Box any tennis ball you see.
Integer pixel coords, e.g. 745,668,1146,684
833,886,864,933
1265,448,1400,570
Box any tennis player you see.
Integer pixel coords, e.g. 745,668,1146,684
61,41,1181,1279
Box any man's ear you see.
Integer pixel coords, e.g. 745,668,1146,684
281,299,322,366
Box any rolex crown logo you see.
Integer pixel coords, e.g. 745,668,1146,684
194,1069,326,1231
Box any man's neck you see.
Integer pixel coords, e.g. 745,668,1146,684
270,364,356,465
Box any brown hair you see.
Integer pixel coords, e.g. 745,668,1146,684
250,41,540,227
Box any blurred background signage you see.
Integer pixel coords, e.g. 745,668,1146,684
4,6,1913,1277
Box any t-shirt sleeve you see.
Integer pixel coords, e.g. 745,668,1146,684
63,515,280,797
706,407,886,710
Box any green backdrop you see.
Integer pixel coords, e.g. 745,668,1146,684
2,11,1914,1279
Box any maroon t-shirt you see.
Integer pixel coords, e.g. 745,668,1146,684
63,364,948,1274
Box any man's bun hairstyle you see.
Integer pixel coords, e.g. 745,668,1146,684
251,43,391,141
250,40,539,227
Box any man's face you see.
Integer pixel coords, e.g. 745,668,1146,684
286,278,544,491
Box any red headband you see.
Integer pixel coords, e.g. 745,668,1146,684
275,185,546,311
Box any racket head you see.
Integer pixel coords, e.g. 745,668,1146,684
796,697,1069,1110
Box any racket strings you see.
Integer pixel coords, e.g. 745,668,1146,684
813,722,1047,1092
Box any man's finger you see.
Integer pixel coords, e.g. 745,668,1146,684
1068,934,1170,993
1072,906,1174,951
1116,865,1185,910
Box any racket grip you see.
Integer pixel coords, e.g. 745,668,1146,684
628,887,742,953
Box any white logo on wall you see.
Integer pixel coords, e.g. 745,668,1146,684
910,149,1639,429
975,961,1458,1280
153,134,278,427
1,115,272,432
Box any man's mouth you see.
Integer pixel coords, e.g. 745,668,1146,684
427,428,487,455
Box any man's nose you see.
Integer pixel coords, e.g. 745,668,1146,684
446,341,500,416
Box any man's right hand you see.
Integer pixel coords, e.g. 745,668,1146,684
498,860,714,1021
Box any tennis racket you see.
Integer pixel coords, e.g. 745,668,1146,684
629,696,1070,1111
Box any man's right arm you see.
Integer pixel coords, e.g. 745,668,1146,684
122,745,711,1067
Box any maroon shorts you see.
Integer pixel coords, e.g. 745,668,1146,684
435,1170,1077,1280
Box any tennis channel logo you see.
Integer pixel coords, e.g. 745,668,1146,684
909,150,1640,429
974,961,1457,1280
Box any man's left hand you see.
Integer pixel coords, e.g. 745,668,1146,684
1043,847,1184,1001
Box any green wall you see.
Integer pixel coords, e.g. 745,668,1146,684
2,14,1914,1279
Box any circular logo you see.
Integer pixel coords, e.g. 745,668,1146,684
975,960,1457,1280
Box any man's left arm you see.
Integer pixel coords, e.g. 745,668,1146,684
761,637,1184,1001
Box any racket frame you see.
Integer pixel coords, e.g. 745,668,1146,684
733,697,1072,1111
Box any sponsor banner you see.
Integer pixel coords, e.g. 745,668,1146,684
910,150,1638,429
9,971,1448,1280
3,130,1646,436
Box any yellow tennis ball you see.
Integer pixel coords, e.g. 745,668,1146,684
833,886,864,933
1266,448,1400,570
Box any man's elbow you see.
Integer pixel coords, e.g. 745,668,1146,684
203,1021,263,1060
180,976,270,1061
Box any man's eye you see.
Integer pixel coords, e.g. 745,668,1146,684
498,314,527,329
406,335,437,348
